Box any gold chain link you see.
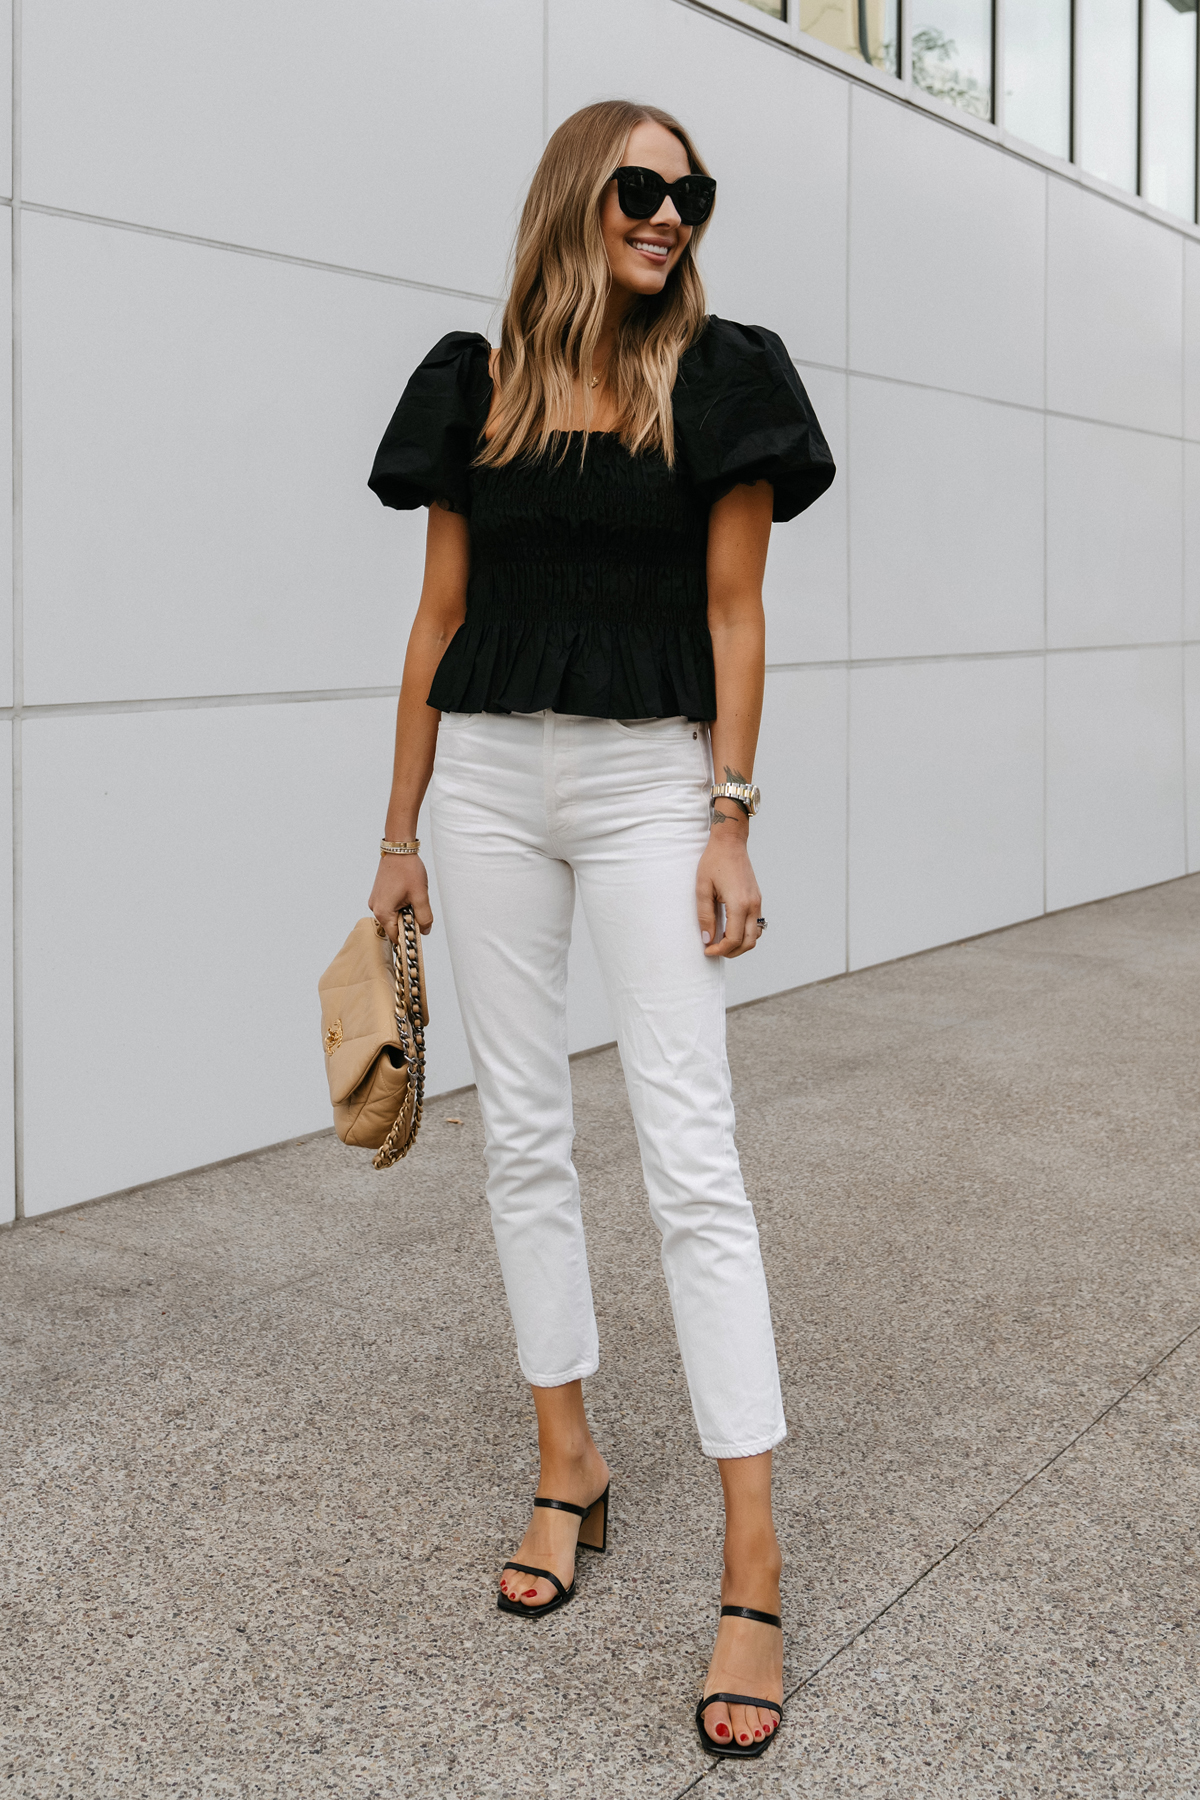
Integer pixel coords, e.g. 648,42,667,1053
372,903,427,1169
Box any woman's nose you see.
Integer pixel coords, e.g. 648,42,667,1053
650,197,682,228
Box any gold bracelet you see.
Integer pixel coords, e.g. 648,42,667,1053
380,838,420,855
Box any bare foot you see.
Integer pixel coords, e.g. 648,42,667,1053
498,1445,610,1609
699,1556,783,1750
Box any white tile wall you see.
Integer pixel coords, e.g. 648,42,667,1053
848,87,1046,408
0,240,11,709
0,724,12,1225
764,367,848,666
21,211,494,706
1185,442,1200,644
0,4,11,201
548,0,850,370
1184,240,1200,444
20,700,475,1217
5,8,1195,1219
848,657,1045,969
23,0,543,299
1047,417,1185,649
1046,179,1184,437
1046,648,1187,913
848,378,1045,660
725,667,849,1007
1187,646,1200,874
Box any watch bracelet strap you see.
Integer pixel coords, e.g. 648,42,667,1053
710,783,755,816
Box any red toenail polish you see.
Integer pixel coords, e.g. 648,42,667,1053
739,1734,749,1743
523,1589,537,1598
715,1725,729,1739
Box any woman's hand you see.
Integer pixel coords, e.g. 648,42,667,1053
696,818,763,958
369,854,434,945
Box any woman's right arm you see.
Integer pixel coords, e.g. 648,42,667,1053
368,501,469,942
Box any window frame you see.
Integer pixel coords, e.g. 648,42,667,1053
679,0,1200,233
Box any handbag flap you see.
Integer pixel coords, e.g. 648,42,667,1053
318,918,402,1104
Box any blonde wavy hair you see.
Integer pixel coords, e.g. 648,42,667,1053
475,99,713,471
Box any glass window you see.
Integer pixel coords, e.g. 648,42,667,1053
743,0,786,16
1142,0,1198,220
911,1,993,119
1003,0,1071,158
799,1,900,73
1076,0,1140,192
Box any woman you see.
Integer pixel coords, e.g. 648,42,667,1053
367,99,834,1759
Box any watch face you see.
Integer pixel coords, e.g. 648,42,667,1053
750,786,761,815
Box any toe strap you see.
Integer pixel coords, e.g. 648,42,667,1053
502,1561,567,1601
698,1693,783,1719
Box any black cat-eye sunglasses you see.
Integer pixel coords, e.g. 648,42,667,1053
608,165,717,226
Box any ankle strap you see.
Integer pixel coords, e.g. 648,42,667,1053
720,1604,782,1630
533,1496,587,1519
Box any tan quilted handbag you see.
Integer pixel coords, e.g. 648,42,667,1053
318,907,428,1167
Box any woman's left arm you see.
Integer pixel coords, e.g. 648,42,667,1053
697,479,773,958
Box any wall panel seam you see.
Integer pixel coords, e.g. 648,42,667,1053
808,358,1187,446
842,365,1188,442
18,202,502,306
6,643,1200,724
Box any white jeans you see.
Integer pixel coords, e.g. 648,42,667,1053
431,709,786,1459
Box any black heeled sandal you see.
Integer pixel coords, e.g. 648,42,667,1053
496,1484,610,1619
695,1605,784,1759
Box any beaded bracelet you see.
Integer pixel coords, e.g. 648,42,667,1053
380,838,420,856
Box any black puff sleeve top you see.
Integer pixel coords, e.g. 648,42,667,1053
368,316,835,721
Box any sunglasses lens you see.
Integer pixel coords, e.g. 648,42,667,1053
675,177,716,224
615,168,662,219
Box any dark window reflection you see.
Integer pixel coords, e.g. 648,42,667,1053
1004,0,1071,158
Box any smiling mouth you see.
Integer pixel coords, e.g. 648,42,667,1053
628,238,671,260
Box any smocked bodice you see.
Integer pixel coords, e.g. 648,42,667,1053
368,318,835,720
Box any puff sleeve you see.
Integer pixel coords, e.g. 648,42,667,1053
672,316,835,522
368,331,492,515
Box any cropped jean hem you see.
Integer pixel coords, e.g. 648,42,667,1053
518,1356,601,1389
700,1423,788,1461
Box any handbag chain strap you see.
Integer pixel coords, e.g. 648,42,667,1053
372,903,426,1169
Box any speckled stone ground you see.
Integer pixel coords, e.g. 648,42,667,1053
2,876,1198,1799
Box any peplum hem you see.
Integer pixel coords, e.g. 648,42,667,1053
427,615,717,722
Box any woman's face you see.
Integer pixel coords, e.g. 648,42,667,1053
600,120,694,302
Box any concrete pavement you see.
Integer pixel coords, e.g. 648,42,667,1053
3,877,1198,1797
